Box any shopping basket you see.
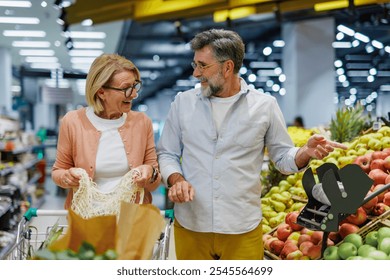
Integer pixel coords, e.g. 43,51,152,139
2,207,174,260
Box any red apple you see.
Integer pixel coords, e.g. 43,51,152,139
300,227,314,236
280,243,299,259
372,202,390,216
298,234,312,246
369,169,389,185
306,244,322,260
345,207,367,226
284,239,298,246
386,174,390,184
299,240,314,256
264,237,278,251
384,156,390,171
371,151,389,160
269,239,285,255
338,222,360,239
328,231,341,243
383,192,390,206
276,223,293,241
285,211,304,231
382,148,390,156
371,184,388,202
353,155,371,173
370,159,386,171
311,231,324,245
362,191,379,213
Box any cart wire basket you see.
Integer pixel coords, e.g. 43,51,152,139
2,208,174,260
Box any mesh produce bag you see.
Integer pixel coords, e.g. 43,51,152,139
70,168,144,219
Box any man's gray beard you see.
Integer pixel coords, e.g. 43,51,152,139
201,84,222,98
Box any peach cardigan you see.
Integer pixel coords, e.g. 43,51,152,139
52,107,159,209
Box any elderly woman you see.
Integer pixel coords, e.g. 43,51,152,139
52,53,160,209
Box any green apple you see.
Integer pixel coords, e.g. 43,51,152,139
358,244,376,257
323,246,340,260
378,126,390,137
338,242,358,260
367,250,388,260
286,175,298,185
365,231,378,247
378,237,390,255
347,149,358,156
325,157,339,165
338,156,356,168
378,227,390,243
381,136,390,149
343,233,363,249
357,147,368,156
359,135,371,144
346,256,369,260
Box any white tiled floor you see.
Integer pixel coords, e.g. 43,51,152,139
29,174,176,259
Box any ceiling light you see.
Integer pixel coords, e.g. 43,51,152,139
81,19,93,26
334,60,343,67
68,50,103,56
72,42,105,49
249,61,278,68
272,40,285,47
0,17,39,24
65,31,106,39
0,1,31,7
70,57,95,64
65,37,73,50
12,41,51,48
30,62,61,69
25,56,58,63
19,49,55,56
337,25,355,36
332,42,352,48
372,40,384,49
3,30,46,37
354,32,370,43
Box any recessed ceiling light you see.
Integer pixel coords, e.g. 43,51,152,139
19,49,55,56
3,30,46,37
12,41,51,48
25,56,58,63
0,1,31,7
64,31,106,39
72,42,105,49
68,50,103,57
0,17,39,24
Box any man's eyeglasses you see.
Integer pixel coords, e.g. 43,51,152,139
191,61,223,72
103,80,142,98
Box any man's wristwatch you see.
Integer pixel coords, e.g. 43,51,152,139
150,166,159,183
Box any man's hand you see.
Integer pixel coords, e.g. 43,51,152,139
168,180,195,203
295,134,348,169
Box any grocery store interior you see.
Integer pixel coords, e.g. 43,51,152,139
1,0,390,261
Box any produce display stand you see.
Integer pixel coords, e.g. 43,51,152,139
1,207,174,260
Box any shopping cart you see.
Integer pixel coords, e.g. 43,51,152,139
2,207,174,260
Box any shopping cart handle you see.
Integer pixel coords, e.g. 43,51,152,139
23,207,38,221
163,209,174,220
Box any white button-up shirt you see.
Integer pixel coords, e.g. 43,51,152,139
157,79,300,234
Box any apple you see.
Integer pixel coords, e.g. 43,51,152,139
372,202,390,216
328,231,341,243
368,169,388,185
365,231,379,247
285,211,304,231
386,174,390,184
311,231,324,245
306,244,322,260
367,250,388,260
284,238,298,246
300,228,314,236
298,234,312,246
269,239,285,255
370,159,386,171
276,223,292,241
338,242,358,260
371,184,388,202
286,249,303,260
264,237,278,251
280,243,299,259
338,222,359,239
362,192,378,213
371,151,389,160
367,138,382,151
382,136,390,149
384,156,390,171
287,231,301,242
299,240,314,256
377,227,390,243
378,237,390,255
345,207,367,226
323,246,340,260
343,233,363,249
353,155,371,173
358,244,376,257
383,192,390,206
383,147,390,155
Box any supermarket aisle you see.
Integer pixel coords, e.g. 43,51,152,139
30,173,176,259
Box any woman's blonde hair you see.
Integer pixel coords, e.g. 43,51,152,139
85,53,141,113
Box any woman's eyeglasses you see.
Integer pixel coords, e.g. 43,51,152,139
103,80,142,98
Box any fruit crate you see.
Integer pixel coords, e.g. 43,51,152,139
355,209,390,242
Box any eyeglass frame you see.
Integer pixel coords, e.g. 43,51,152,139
102,80,142,98
191,60,226,72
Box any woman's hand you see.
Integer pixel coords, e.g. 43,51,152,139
61,167,82,188
132,164,155,188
